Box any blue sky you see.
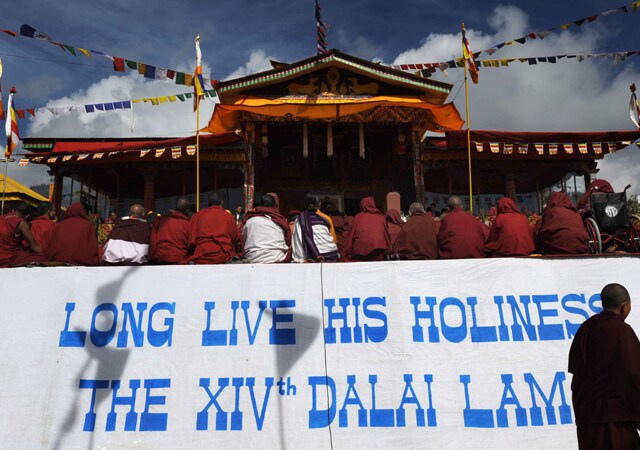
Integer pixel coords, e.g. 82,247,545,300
1,0,640,190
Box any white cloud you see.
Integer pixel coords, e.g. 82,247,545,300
393,5,640,194
224,50,274,80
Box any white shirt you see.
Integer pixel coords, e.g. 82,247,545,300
292,218,338,263
242,215,288,263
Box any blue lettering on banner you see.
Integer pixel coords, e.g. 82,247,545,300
79,378,170,432
323,297,389,344
459,373,573,428
308,374,437,429
201,300,296,346
59,302,175,348
196,377,276,431
411,294,598,343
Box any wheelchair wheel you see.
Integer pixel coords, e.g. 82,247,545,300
584,218,602,254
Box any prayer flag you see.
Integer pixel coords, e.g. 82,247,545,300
0,80,4,121
62,155,72,162
126,60,138,70
5,88,19,159
549,144,558,155
592,143,602,154
534,144,544,155
577,143,588,154
316,0,329,54
19,24,53,41
473,141,483,152
489,143,500,153
93,153,104,159
18,158,28,167
171,146,181,159
47,157,57,163
193,35,206,112
462,25,478,84
77,154,89,160
186,145,196,156
155,148,165,158
563,144,573,154
32,156,43,162
140,149,150,158
112,57,125,72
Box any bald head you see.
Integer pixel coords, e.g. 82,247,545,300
129,203,146,218
601,283,630,310
447,196,462,212
409,202,424,214
175,197,191,214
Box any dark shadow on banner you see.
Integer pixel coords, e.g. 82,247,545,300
52,266,140,450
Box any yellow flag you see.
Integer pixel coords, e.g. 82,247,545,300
78,48,92,58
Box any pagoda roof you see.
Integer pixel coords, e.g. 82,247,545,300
0,174,49,206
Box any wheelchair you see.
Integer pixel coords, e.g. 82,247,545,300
583,184,640,254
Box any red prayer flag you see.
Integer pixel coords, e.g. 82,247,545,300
462,25,479,84
112,57,125,72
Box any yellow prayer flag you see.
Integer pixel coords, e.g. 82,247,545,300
158,96,168,104
138,63,147,75
482,60,491,67
150,98,159,106
560,24,571,30
78,48,92,58
184,74,194,86
490,60,499,67
504,41,515,46
168,95,177,102
500,59,510,66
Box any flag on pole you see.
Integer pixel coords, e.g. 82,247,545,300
462,25,479,84
193,35,206,112
5,87,19,159
316,0,328,54
630,83,640,129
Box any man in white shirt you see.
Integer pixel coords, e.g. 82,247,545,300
292,193,339,263
242,194,290,263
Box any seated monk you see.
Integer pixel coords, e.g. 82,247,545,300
46,202,99,266
385,209,403,248
292,193,339,263
189,192,243,264
242,194,290,263
577,179,614,215
393,202,438,260
149,197,192,264
535,192,589,255
29,201,56,252
0,202,45,267
330,213,352,257
102,204,152,264
343,197,390,261
485,197,535,257
438,196,486,259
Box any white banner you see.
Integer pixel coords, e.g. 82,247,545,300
1,258,639,449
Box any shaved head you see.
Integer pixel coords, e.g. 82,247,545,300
409,202,424,214
601,283,630,309
129,203,145,218
447,196,462,211
175,197,191,214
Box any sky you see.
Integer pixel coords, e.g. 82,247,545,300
1,0,639,194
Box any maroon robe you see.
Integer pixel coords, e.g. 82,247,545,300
535,192,589,255
331,214,352,258
343,197,390,261
0,214,44,267
46,202,100,266
189,205,243,264
578,179,614,211
438,209,486,259
149,211,191,264
393,211,438,260
30,215,55,253
485,198,535,257
385,209,403,248
569,310,640,449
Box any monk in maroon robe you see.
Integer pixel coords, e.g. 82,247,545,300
330,213,352,257
46,202,100,266
29,201,56,253
343,197,390,261
189,192,243,264
438,196,486,259
385,209,403,248
149,197,191,264
569,283,640,449
485,197,534,257
578,179,614,213
0,202,45,267
535,192,589,255
393,202,438,260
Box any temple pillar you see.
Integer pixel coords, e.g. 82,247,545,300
244,122,256,212
142,168,157,213
411,129,425,204
505,173,516,201
49,169,64,215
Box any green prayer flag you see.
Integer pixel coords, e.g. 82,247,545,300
175,72,186,85
126,60,138,70
63,45,77,56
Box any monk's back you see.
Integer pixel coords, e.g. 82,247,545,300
438,209,485,259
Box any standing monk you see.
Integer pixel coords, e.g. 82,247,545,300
485,197,534,257
0,202,44,267
569,283,640,449
535,192,589,255
149,197,192,264
29,201,56,253
343,197,390,261
46,202,99,266
438,196,487,259
189,192,243,264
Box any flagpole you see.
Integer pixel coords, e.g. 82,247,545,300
1,158,8,214
196,99,200,212
462,23,474,214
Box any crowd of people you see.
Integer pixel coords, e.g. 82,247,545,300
0,188,595,268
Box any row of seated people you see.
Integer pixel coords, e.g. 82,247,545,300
0,190,589,268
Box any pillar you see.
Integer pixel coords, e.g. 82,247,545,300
412,129,425,204
142,168,157,213
505,173,516,201
244,122,256,212
49,169,64,214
